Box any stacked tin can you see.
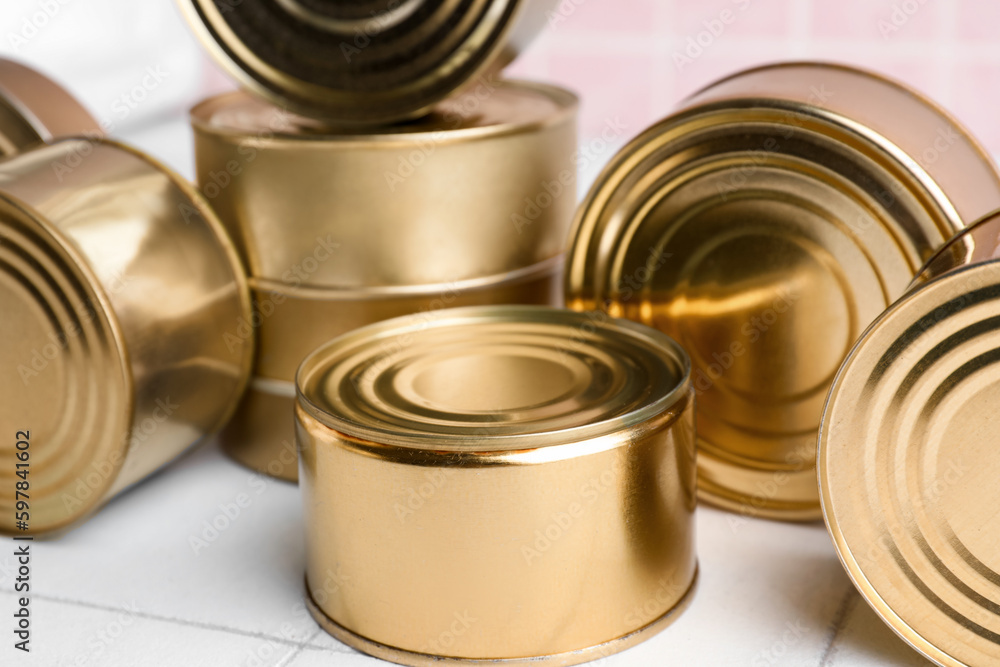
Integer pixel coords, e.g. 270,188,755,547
180,0,579,481
175,3,702,664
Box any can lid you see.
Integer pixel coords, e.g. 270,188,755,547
0,58,100,156
0,195,132,535
179,0,544,124
819,261,1000,666
297,305,690,451
190,79,576,143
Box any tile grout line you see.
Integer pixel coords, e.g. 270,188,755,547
0,587,342,654
817,585,860,667
275,627,327,667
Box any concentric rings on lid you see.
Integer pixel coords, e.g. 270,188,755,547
297,304,691,450
0,196,131,533
179,0,552,124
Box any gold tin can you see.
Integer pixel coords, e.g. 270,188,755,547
566,61,1000,521
190,80,577,288
296,305,697,665
0,58,100,157
0,138,253,535
178,0,553,124
818,210,1000,666
223,256,563,481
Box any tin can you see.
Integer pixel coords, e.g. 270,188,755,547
190,80,577,288
566,62,1000,521
818,209,1000,667
178,0,554,124
296,305,697,665
0,58,100,157
0,138,253,535
223,257,563,481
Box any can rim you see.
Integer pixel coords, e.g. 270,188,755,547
0,58,101,153
913,206,1000,287
566,99,964,301
682,60,1000,182
189,79,579,146
296,305,692,451
303,567,699,666
250,254,563,300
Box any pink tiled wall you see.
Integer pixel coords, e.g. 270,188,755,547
507,0,1000,158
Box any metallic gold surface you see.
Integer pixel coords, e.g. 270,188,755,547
0,58,100,157
303,586,697,667
0,138,253,535
222,257,564,482
566,62,1000,521
178,0,553,124
296,306,697,664
191,81,577,288
818,221,1000,664
221,379,299,482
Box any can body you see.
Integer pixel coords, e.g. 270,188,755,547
191,81,578,288
566,62,1000,520
0,138,252,535
222,257,564,481
296,306,697,664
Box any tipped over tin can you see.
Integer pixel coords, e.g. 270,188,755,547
0,58,100,157
566,61,1000,521
190,79,577,288
0,138,253,535
296,305,697,665
819,209,1000,666
223,258,564,481
179,0,554,124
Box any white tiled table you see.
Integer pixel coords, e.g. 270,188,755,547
0,440,933,667
0,115,935,667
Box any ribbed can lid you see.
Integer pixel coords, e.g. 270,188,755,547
0,195,131,534
297,305,691,451
819,258,1000,666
